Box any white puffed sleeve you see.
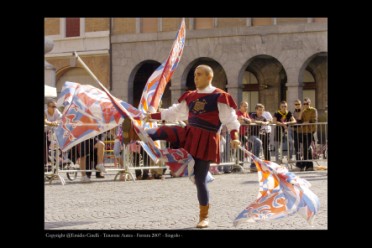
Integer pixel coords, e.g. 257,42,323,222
160,101,189,122
218,103,240,132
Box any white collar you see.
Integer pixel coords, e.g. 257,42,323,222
196,84,216,93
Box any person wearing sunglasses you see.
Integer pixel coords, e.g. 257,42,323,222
273,101,296,164
295,97,318,171
293,99,303,169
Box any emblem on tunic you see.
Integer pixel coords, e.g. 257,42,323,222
192,99,207,114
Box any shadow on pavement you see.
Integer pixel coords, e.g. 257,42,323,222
241,180,259,184
45,221,95,229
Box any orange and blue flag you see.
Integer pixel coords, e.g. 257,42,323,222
55,81,142,152
138,18,186,123
233,150,320,226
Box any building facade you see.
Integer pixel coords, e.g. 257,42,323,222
44,18,111,92
45,17,327,120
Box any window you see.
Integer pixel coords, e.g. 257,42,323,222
141,18,158,33
303,70,316,107
242,71,259,113
252,18,273,26
194,18,213,29
276,18,307,24
66,18,80,37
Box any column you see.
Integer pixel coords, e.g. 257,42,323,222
44,37,56,87
285,67,302,106
226,84,241,104
169,85,187,104
286,82,302,106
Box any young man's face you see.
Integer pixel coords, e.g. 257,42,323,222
294,101,301,109
240,103,248,113
48,102,57,112
303,100,310,109
194,67,211,89
280,103,288,112
256,107,264,116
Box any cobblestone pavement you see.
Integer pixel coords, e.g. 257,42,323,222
45,170,327,230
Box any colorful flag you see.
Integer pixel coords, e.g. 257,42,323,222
160,148,193,177
233,149,320,226
136,18,186,152
55,81,142,152
138,18,186,115
158,147,214,184
56,81,214,184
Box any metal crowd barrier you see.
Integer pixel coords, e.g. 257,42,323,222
44,124,168,185
236,122,328,170
44,121,327,184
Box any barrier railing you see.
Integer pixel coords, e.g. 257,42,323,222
44,122,327,184
236,122,327,170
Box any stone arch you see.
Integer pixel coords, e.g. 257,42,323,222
128,60,172,108
56,67,97,96
181,57,227,91
298,52,327,119
238,54,287,113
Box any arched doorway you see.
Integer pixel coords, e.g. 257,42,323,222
129,60,172,108
239,55,287,113
182,57,227,91
299,52,327,121
56,67,97,96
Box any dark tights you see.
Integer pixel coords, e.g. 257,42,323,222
193,158,210,206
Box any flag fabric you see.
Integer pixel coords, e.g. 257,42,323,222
55,81,142,152
160,148,193,177
55,81,213,184
233,149,320,226
57,24,211,187
133,18,186,159
158,148,214,184
138,18,186,115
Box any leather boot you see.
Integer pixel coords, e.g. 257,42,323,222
122,118,132,145
122,118,140,145
196,204,209,228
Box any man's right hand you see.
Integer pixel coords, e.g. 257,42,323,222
143,113,152,122
47,121,59,127
230,139,241,149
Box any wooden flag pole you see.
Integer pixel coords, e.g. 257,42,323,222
73,51,161,163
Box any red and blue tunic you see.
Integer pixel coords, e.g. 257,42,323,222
150,86,239,163
178,88,237,163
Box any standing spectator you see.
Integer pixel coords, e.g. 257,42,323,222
218,125,231,173
68,136,106,182
292,99,302,168
122,118,151,180
296,97,318,171
44,100,62,167
85,135,106,179
261,109,273,161
249,104,269,172
113,124,123,168
235,101,251,167
273,101,296,163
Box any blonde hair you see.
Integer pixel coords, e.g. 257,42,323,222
47,99,57,107
196,64,214,78
255,103,265,110
240,101,248,107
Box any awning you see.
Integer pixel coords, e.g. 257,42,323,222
45,85,57,98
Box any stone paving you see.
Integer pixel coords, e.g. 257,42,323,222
45,169,327,230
